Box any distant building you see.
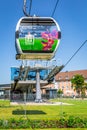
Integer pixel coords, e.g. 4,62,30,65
46,70,87,96
0,84,10,99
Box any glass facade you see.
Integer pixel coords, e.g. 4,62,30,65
11,67,48,81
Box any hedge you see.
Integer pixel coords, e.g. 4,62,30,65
0,116,87,129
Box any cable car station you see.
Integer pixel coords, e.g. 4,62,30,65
11,61,64,102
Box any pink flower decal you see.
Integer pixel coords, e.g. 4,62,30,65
51,30,58,39
41,30,58,50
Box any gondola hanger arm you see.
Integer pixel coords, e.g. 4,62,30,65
23,0,32,17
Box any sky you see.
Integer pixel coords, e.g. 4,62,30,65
0,0,87,84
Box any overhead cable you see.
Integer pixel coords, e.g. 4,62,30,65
29,0,32,16
64,40,87,67
51,0,60,17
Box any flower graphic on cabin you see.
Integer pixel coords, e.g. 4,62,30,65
41,30,58,50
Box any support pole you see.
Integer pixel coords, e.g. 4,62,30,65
24,92,26,117
35,70,42,102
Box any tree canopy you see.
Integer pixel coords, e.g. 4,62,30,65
71,74,86,98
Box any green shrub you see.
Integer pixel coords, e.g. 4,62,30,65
0,116,87,128
59,118,66,128
67,116,75,127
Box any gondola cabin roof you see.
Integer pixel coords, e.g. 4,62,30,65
15,17,61,60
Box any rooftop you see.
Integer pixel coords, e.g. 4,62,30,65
55,70,87,81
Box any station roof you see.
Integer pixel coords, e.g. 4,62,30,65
11,80,48,91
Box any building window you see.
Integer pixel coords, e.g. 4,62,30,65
0,91,4,96
62,86,64,89
59,76,62,80
65,76,69,79
66,86,69,89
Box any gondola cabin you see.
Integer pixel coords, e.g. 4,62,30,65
15,17,61,60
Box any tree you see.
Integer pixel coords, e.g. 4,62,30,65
71,74,86,98
57,89,63,97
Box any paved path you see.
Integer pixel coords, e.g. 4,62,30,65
10,101,73,106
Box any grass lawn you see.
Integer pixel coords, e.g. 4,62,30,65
50,98,87,117
0,99,87,120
